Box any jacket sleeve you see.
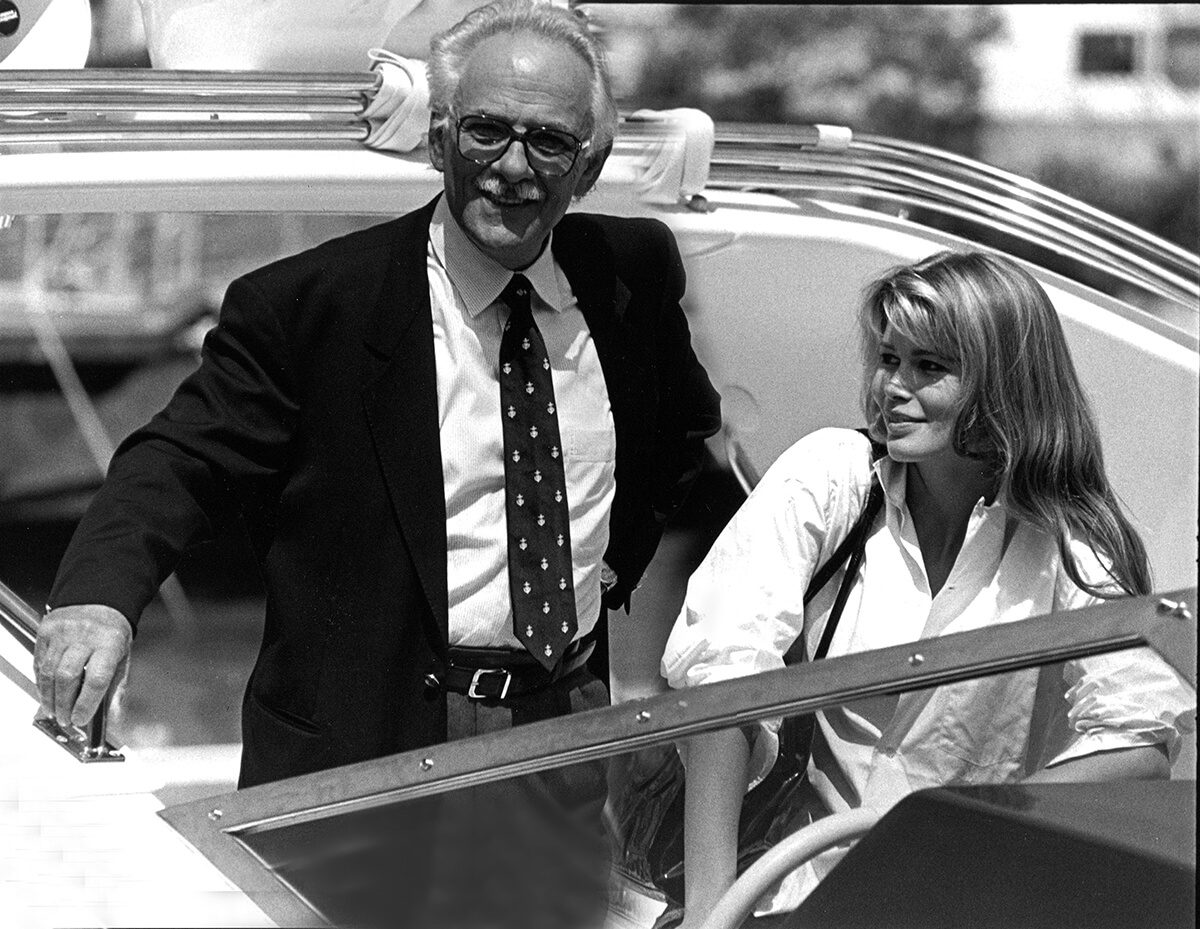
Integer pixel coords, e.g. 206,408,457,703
48,273,299,628
601,218,721,613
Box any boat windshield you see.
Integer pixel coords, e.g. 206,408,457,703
147,590,1195,928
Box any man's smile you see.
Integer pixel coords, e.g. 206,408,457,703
476,176,543,207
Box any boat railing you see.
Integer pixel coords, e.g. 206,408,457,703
694,123,1199,320
0,579,123,762
3,70,1195,325
0,69,377,112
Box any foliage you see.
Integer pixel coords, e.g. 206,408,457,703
628,4,1005,157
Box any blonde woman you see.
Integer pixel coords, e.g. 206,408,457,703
661,251,1193,923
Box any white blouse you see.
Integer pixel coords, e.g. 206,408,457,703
661,427,1194,911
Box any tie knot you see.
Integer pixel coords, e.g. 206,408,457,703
500,274,533,313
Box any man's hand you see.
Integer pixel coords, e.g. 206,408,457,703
33,604,132,731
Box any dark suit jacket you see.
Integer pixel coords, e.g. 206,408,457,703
49,198,721,787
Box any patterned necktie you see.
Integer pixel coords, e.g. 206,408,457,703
499,274,578,670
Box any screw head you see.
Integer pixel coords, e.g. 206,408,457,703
1157,599,1193,621
208,809,223,821
420,758,434,771
636,710,652,723
908,653,925,667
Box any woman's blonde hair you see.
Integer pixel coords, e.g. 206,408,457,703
858,250,1151,598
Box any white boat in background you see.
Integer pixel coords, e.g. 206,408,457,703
2,65,1195,584
0,8,1196,924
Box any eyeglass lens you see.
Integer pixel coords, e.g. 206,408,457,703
457,116,582,176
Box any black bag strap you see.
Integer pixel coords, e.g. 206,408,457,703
811,480,883,660
799,429,886,662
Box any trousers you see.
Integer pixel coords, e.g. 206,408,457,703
411,664,614,929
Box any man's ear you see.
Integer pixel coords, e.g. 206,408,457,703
428,114,447,171
573,141,611,198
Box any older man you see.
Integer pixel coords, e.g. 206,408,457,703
34,0,720,788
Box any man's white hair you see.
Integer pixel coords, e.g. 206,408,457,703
428,0,618,152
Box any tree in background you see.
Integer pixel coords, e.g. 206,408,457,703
619,4,1195,253
627,4,1005,157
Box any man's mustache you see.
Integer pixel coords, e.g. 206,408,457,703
476,175,543,203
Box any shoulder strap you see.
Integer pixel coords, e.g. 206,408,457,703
811,481,883,660
800,428,886,661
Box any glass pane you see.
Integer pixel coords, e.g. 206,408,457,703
1077,31,1138,76
1165,26,1200,90
222,679,1195,929
233,746,679,928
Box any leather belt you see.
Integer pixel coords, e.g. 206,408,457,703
430,636,596,701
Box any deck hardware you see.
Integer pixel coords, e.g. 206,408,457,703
1156,599,1193,621
908,653,925,667
636,710,652,723
420,758,434,771
32,716,124,762
208,809,223,821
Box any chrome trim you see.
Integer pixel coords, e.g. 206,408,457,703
1,96,366,113
33,712,125,763
615,119,833,154
726,173,1193,326
0,70,377,97
160,587,1194,841
0,579,39,652
2,71,1193,323
0,122,369,144
0,70,375,145
703,125,1199,316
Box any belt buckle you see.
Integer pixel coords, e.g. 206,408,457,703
467,667,512,700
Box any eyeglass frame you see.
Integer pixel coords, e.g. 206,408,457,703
451,112,592,178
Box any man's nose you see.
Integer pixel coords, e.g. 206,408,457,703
493,137,535,180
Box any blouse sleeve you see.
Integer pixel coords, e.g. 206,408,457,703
660,428,872,784
1047,540,1197,768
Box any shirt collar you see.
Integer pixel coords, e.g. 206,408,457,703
430,196,570,318
875,455,1007,516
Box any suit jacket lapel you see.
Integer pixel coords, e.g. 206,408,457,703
360,199,450,648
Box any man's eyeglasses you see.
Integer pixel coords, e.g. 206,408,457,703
454,114,589,178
